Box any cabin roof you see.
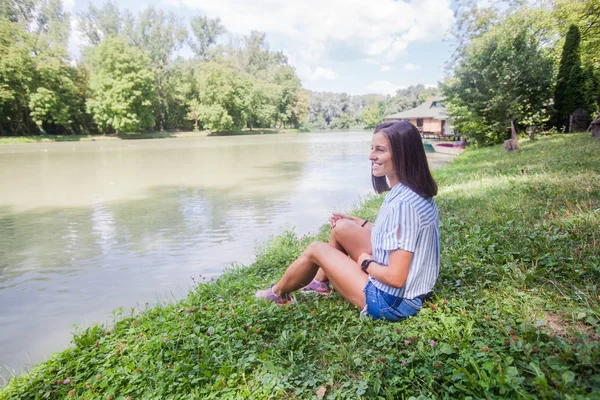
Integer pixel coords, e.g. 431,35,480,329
384,98,449,120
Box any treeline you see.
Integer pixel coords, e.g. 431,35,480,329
308,85,440,130
0,0,308,135
443,0,600,145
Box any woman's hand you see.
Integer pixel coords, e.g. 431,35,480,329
357,253,374,267
329,212,352,228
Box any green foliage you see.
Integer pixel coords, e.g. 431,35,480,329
273,66,306,128
86,36,156,133
584,65,600,115
2,1,308,136
163,61,196,131
362,103,383,128
247,79,280,128
0,20,36,135
443,19,553,145
554,25,586,118
446,1,600,141
2,133,599,399
29,55,81,130
187,62,253,131
0,14,83,135
189,15,225,60
553,0,600,71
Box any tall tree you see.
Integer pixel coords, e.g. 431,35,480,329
189,15,225,60
553,25,586,128
553,0,600,70
0,20,37,135
86,36,156,133
77,1,133,46
131,7,187,130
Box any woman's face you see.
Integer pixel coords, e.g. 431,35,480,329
370,132,396,183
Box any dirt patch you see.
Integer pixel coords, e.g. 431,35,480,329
544,312,599,342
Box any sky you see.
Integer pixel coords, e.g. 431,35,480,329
66,0,458,95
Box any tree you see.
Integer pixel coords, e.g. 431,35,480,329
247,79,279,128
28,55,80,133
443,22,553,144
584,64,600,116
0,20,37,135
130,7,187,130
187,62,253,131
163,60,196,130
362,103,383,128
189,15,225,60
86,36,156,133
273,65,304,128
553,0,600,70
77,1,133,46
553,25,586,129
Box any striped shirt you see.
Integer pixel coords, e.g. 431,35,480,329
368,183,440,299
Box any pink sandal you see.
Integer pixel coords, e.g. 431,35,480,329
255,284,294,304
301,280,331,294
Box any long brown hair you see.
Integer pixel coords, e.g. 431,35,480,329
371,121,438,198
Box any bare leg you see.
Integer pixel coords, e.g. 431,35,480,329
314,219,372,282
273,242,369,308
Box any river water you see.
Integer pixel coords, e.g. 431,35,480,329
0,131,455,381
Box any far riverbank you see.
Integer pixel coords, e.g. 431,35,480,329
0,128,324,145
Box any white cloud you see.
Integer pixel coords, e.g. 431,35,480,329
380,65,392,72
310,67,337,81
366,80,404,95
63,0,75,12
167,0,454,81
404,63,421,71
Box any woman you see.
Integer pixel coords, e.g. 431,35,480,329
256,121,440,321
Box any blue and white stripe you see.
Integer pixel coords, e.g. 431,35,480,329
369,183,440,299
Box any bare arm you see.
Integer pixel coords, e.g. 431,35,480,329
358,250,413,289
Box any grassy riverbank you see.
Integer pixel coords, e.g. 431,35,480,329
0,129,308,144
2,133,599,399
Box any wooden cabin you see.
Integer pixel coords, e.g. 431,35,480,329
383,98,453,139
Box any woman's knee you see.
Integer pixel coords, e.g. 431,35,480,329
304,241,329,262
331,218,354,238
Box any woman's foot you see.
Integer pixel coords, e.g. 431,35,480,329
255,284,294,304
301,280,331,294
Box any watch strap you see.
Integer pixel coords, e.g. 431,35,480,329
361,259,375,272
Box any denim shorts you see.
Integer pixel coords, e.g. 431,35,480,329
362,281,423,322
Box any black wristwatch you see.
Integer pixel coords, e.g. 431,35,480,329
361,259,376,273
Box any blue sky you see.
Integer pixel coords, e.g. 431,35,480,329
67,0,457,95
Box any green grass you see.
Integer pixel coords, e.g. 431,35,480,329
1,133,599,399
